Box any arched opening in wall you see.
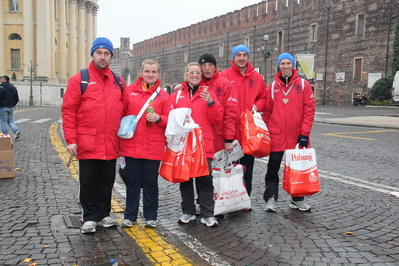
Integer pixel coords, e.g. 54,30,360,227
122,68,131,86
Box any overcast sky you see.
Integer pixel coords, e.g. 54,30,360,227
97,0,262,48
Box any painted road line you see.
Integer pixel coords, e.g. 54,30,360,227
32,118,52,123
14,118,31,123
256,158,399,194
50,121,202,265
322,129,397,140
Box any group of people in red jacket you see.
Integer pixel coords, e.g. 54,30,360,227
62,37,315,234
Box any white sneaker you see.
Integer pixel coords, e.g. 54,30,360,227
98,216,117,228
264,197,277,212
121,219,136,228
290,200,311,211
178,214,196,224
201,217,218,227
81,221,97,234
145,220,157,228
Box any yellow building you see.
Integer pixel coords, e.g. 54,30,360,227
0,0,98,105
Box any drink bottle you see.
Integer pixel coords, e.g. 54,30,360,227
146,100,154,127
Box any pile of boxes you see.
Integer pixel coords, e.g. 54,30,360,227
0,136,14,178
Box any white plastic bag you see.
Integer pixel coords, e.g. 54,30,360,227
213,162,251,215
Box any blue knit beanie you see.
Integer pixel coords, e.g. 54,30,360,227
277,52,296,68
90,37,114,57
231,44,250,59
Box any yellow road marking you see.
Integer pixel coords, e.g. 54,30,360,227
50,121,194,265
122,219,194,266
322,130,397,140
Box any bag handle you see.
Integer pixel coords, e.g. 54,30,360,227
134,87,161,122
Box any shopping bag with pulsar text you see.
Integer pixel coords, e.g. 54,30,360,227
240,109,271,158
188,127,209,178
159,133,191,183
283,145,320,197
213,163,251,216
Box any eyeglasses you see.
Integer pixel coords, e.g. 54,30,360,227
187,71,202,75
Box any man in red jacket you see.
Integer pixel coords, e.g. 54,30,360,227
62,37,125,233
262,52,315,212
198,53,239,153
220,45,267,199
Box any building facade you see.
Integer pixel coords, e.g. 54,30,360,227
115,0,398,106
0,0,98,105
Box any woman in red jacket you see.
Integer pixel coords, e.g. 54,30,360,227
170,62,223,227
262,52,315,212
120,59,171,228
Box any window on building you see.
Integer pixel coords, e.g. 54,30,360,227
11,49,20,69
219,43,224,57
244,38,250,47
356,14,365,36
310,24,317,42
354,58,363,78
8,33,22,40
184,50,189,63
277,31,283,47
9,0,18,11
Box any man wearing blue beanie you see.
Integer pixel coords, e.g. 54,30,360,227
62,37,125,233
90,37,114,57
220,44,267,202
262,52,315,212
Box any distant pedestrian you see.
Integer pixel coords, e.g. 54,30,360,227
172,62,223,227
0,75,20,139
62,37,125,234
262,52,316,212
220,44,267,199
120,59,171,229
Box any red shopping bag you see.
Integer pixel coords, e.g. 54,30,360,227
240,109,271,158
283,145,320,197
188,127,209,178
159,134,191,183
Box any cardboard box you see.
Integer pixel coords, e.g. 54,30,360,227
0,137,14,178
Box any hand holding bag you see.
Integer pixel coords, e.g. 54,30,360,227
213,156,251,215
283,144,320,197
240,109,271,158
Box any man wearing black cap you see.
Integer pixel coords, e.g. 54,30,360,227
62,37,125,234
198,53,238,153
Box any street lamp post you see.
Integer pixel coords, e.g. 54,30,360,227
27,60,35,106
261,35,271,84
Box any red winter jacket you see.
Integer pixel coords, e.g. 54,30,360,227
120,78,171,161
201,69,239,151
170,81,223,159
220,61,267,142
262,69,315,152
62,61,125,160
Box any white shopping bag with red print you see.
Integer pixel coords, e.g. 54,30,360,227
213,163,251,215
283,145,320,197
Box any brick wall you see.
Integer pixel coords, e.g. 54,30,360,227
113,0,398,105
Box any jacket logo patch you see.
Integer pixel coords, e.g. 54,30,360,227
215,87,222,96
249,79,255,88
296,85,303,93
88,82,96,85
130,92,139,96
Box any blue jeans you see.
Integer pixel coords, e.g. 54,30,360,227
0,107,19,135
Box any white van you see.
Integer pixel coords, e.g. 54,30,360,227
392,71,399,106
